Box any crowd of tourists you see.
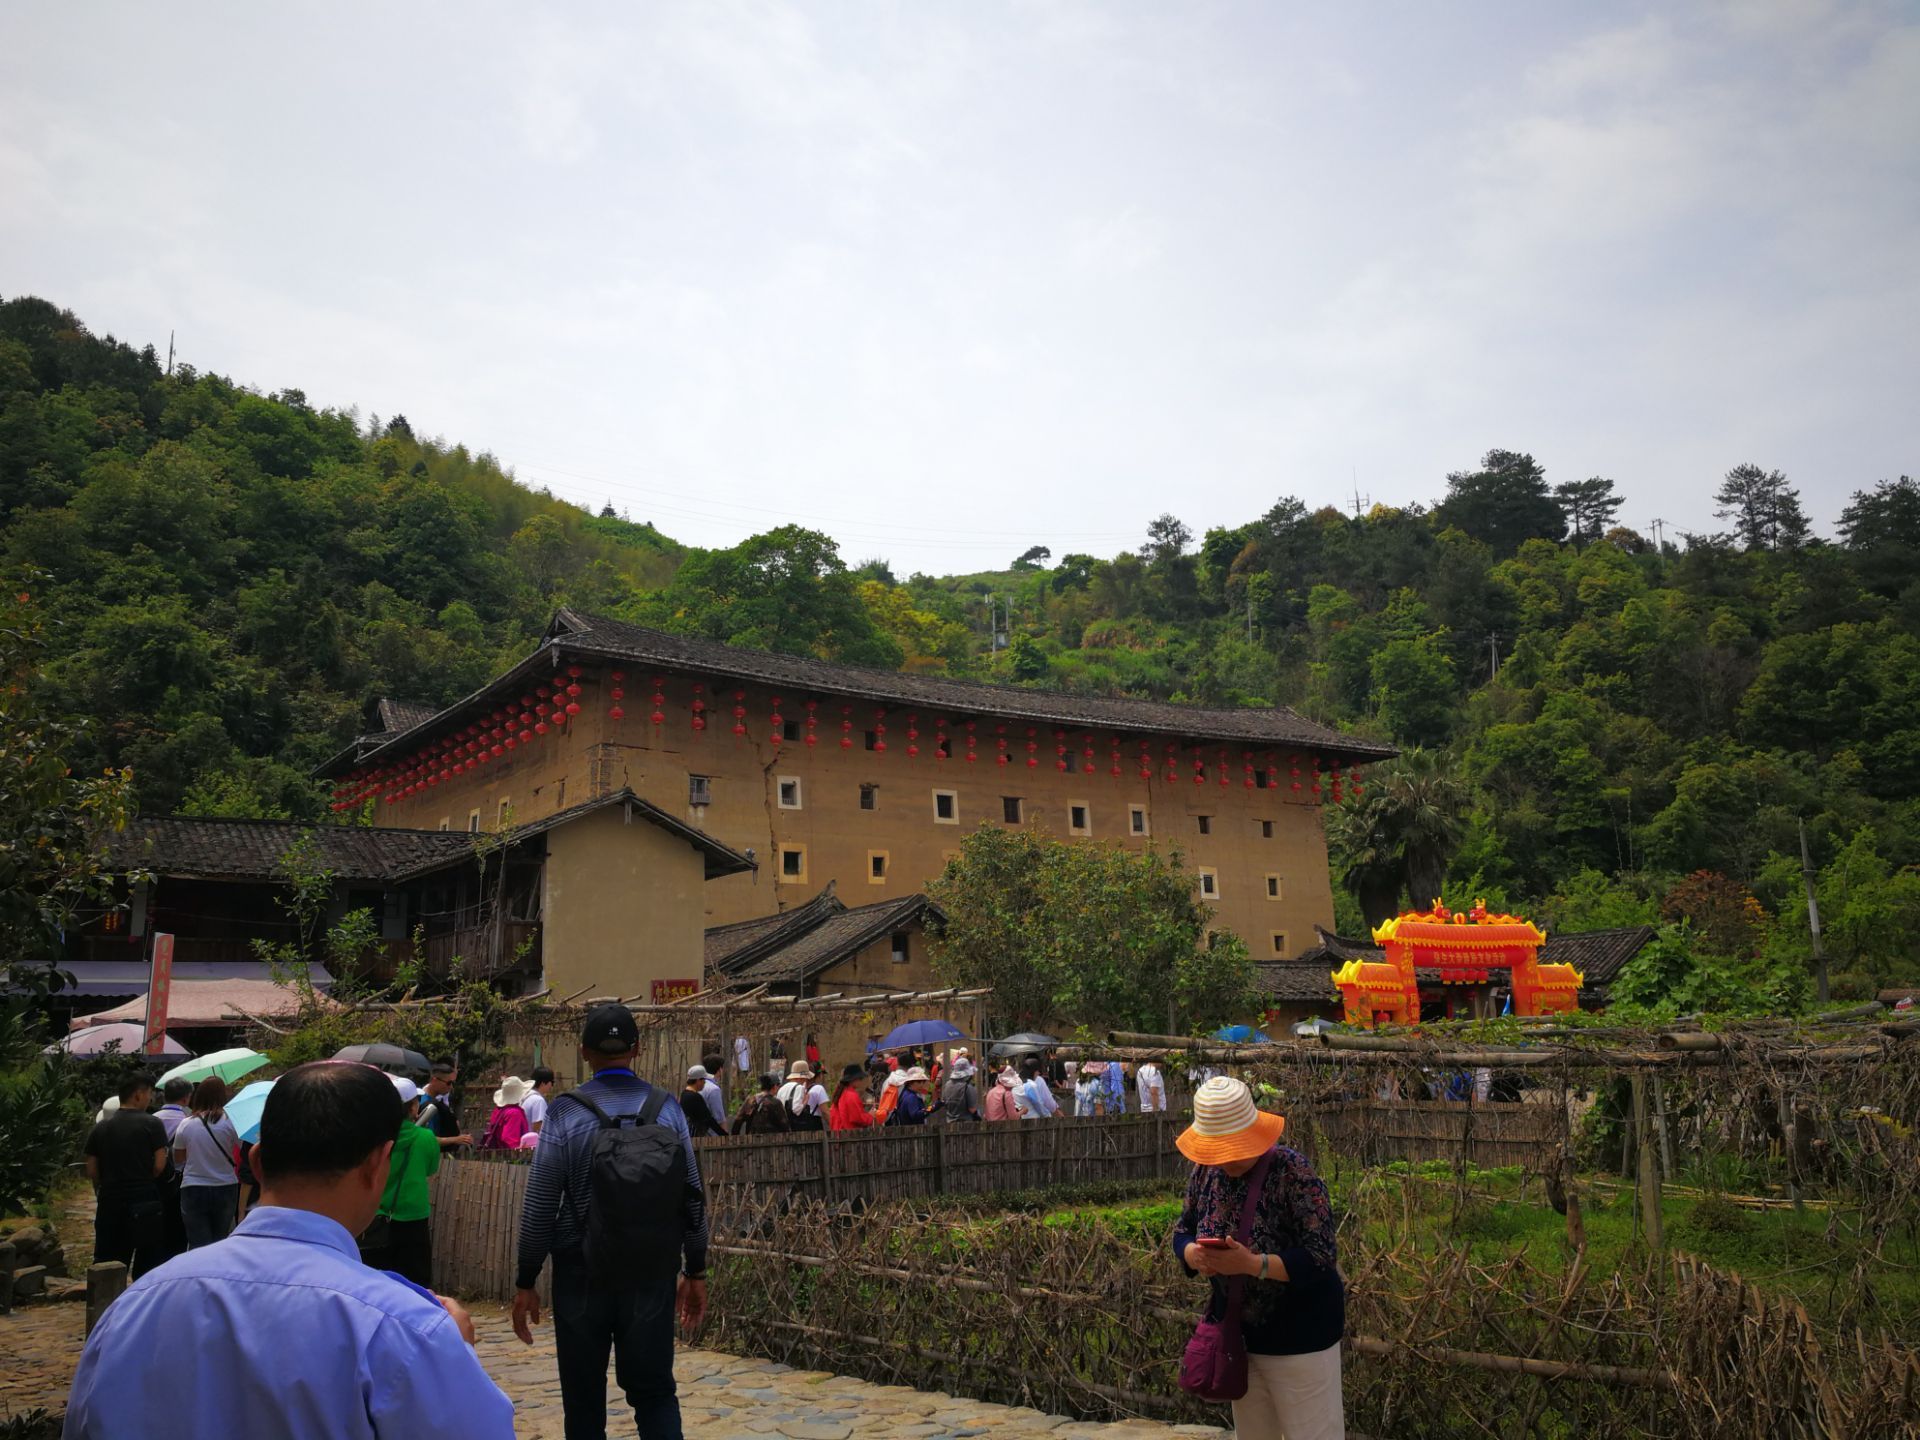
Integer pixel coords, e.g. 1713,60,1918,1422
68,1010,1341,1440
647,1037,1173,1137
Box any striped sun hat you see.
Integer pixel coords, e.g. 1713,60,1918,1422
1176,1076,1286,1165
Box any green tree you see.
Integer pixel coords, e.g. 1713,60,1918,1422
927,826,1255,1033
1327,749,1470,925
1715,463,1810,551
1435,449,1565,555
1553,476,1624,546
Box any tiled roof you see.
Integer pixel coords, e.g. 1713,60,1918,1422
551,610,1396,756
109,817,475,883
1541,926,1656,987
706,885,844,973
1253,962,1342,1002
377,698,437,735
726,894,942,988
320,610,1397,777
111,789,753,885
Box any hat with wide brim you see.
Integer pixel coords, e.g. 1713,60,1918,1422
494,1075,532,1107
1176,1076,1286,1165
786,1061,814,1080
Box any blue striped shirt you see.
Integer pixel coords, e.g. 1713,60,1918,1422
513,1071,708,1289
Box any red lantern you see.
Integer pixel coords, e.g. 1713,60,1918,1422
566,701,581,717
567,665,582,679
873,708,887,752
609,706,625,721
535,721,549,735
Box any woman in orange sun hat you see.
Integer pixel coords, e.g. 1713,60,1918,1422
1172,1075,1345,1438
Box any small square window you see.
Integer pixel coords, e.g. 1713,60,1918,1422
497,798,513,829
890,931,911,964
1198,867,1219,899
933,790,958,824
467,810,481,834
1069,803,1090,836
782,719,803,742
864,730,879,751
689,775,712,807
1261,819,1274,839
937,737,953,758
779,846,807,882
1271,931,1290,957
777,777,802,810
1129,805,1149,836
1002,796,1023,824
868,851,889,884
1197,815,1212,836
438,817,451,833
860,783,878,811
1266,874,1283,900
1254,769,1271,789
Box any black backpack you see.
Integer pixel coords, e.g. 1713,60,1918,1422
560,1088,686,1290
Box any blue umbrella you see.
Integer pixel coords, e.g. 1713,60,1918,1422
1213,1024,1273,1044
877,1018,967,1050
225,1079,276,1143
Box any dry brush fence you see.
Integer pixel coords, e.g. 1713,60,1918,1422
702,1189,1920,1439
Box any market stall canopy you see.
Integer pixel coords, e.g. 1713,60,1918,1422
70,978,332,1031
45,960,335,998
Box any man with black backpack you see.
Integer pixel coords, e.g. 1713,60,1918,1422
511,1004,709,1440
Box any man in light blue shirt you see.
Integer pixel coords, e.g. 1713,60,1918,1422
1018,1057,1060,1118
65,1061,514,1440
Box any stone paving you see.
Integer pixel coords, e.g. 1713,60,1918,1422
3,1290,1224,1440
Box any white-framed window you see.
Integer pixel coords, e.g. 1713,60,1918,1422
1198,867,1219,900
1129,805,1149,837
933,789,958,824
868,850,889,884
1068,803,1091,836
438,817,451,833
496,798,512,830
1266,874,1283,900
890,931,911,964
778,845,807,883
777,776,803,810
467,809,481,834
689,775,712,807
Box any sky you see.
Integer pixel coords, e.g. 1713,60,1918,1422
2,1,1915,575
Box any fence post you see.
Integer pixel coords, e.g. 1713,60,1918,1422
821,1123,835,1206
1630,1073,1663,1250
86,1261,128,1334
935,1123,949,1194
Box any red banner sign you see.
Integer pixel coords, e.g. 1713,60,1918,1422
145,932,175,1054
651,978,700,1005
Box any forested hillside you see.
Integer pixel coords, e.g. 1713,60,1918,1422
6,297,1917,1006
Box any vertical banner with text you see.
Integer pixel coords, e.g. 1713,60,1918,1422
144,932,175,1054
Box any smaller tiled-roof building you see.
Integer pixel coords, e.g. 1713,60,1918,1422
71,789,753,1022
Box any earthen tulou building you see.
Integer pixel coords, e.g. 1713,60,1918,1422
70,609,1393,1030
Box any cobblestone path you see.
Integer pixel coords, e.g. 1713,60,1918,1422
4,1292,1226,1440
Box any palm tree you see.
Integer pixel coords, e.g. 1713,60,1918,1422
1327,749,1470,927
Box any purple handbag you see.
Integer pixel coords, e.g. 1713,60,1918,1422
1178,1152,1275,1403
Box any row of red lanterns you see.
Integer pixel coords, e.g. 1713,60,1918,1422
333,665,1370,808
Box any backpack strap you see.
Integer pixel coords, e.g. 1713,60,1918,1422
638,1085,669,1128
558,1090,616,1127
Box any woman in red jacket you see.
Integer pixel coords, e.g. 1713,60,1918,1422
830,1062,876,1131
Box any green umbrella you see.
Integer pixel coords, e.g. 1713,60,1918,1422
157,1047,271,1088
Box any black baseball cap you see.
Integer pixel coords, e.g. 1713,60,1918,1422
582,1003,639,1054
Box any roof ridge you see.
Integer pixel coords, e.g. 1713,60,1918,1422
560,608,1349,726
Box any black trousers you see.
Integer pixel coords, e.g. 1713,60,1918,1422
94,1190,166,1279
361,1217,434,1288
551,1254,682,1440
